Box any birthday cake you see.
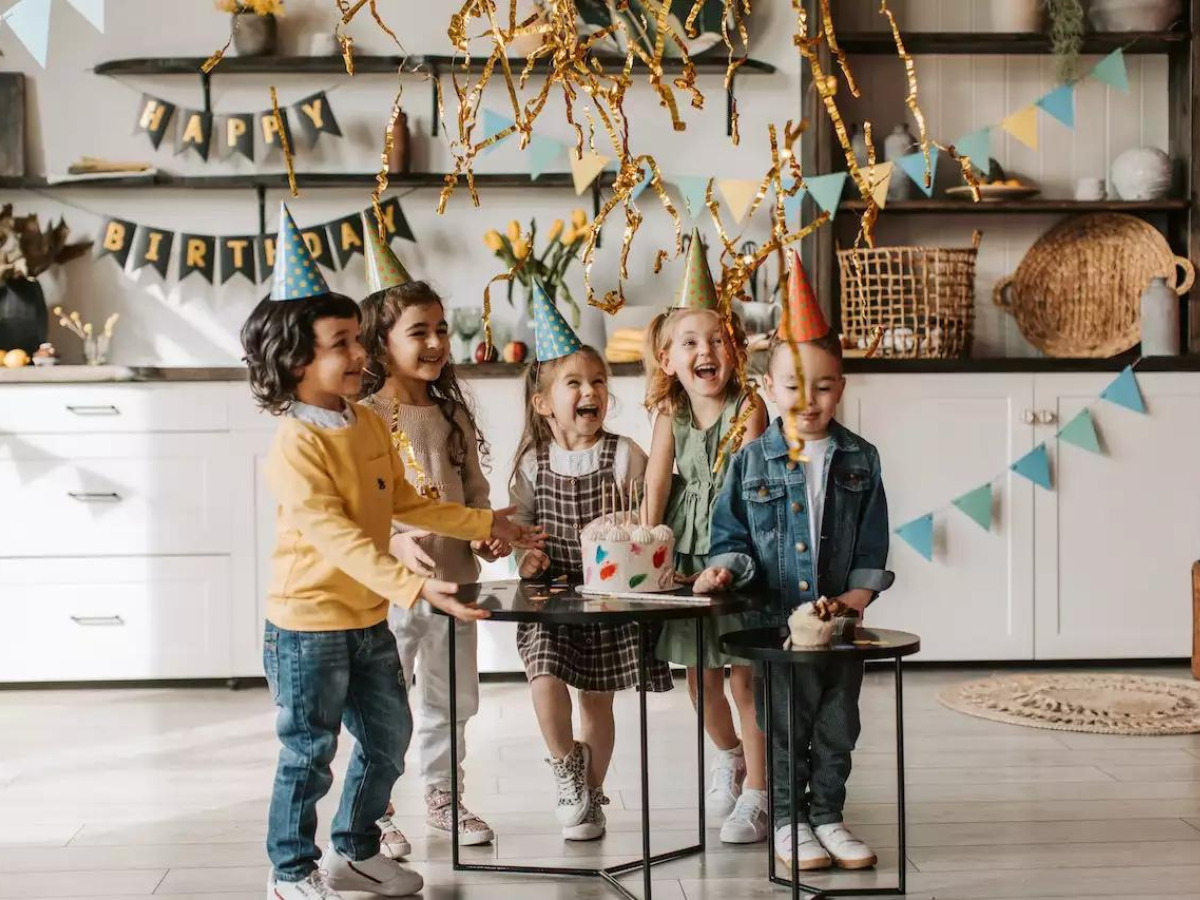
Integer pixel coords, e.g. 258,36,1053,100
581,515,676,593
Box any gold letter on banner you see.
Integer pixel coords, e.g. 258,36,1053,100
186,238,207,268
139,101,167,132
299,97,324,130
261,113,281,146
227,116,247,146
103,221,126,252
181,113,206,147
227,239,248,269
144,232,164,261
340,221,362,255
303,231,324,258
261,236,276,268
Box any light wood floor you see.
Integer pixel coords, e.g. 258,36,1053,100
2,665,1199,899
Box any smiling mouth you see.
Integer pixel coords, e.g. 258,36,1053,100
418,354,444,364
693,363,718,381
577,405,600,420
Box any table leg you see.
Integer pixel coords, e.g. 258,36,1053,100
638,621,652,900
789,664,800,900
448,617,460,870
764,660,776,884
696,619,706,849
895,657,907,896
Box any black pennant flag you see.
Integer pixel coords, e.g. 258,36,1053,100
130,226,174,278
219,236,257,284
180,234,216,283
301,228,336,271
95,217,136,268
259,107,293,155
378,197,416,243
330,214,365,268
135,94,175,150
256,233,277,284
292,91,342,149
223,113,255,161
176,109,213,161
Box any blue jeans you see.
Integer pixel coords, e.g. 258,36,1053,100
263,621,412,883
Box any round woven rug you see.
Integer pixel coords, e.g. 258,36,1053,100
937,673,1200,735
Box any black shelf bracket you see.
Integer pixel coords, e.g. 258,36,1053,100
429,61,441,137
256,183,267,236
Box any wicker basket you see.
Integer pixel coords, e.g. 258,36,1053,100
995,213,1195,358
837,232,982,359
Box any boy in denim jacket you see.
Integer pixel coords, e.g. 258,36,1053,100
694,329,893,873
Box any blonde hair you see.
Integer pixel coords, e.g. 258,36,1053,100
511,345,610,481
642,307,748,416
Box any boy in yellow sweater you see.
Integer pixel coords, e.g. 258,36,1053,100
243,205,542,900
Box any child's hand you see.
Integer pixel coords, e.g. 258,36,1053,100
832,589,872,617
471,538,511,561
490,506,548,549
693,567,733,595
421,578,490,622
518,549,551,579
392,530,436,578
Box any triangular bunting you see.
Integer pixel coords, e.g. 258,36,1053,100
4,0,52,67
718,179,759,223
1036,84,1075,129
1011,444,1052,490
804,172,848,220
952,483,993,532
953,128,992,173
1092,49,1130,93
895,514,934,562
64,0,104,31
569,150,609,195
480,109,515,153
1057,408,1101,454
630,165,654,201
1100,366,1146,414
780,179,804,220
999,105,1039,150
528,133,563,180
674,176,711,218
895,146,939,198
865,161,895,208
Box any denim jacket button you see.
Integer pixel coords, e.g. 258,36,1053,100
799,580,810,591
795,541,807,553
791,501,802,513
758,486,769,498
786,461,797,471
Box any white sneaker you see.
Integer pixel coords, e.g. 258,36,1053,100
562,787,609,841
376,810,412,860
705,745,747,819
547,742,592,827
719,788,769,844
268,871,343,900
815,821,877,869
774,823,832,872
319,846,423,897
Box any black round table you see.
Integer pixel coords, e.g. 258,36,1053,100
434,578,758,900
721,626,921,900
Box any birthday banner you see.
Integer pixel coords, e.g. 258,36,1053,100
893,363,1146,563
93,196,413,286
134,91,342,163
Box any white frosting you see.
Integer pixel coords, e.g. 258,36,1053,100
628,525,654,543
582,522,677,593
784,602,835,649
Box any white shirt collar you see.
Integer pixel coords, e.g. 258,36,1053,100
288,400,357,430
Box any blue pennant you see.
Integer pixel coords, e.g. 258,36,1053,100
528,133,564,180
481,109,515,154
1058,408,1102,454
630,165,654,201
895,514,934,562
1036,84,1076,128
895,146,940,198
779,177,805,221
1011,444,1052,490
952,483,993,532
804,172,848,220
954,128,992,173
1092,49,1130,93
674,176,712,218
1101,366,1146,413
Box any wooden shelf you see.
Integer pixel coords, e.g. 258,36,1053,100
838,198,1191,215
836,31,1191,55
93,54,776,77
0,171,613,191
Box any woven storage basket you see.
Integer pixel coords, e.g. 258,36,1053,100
995,213,1195,358
837,232,982,359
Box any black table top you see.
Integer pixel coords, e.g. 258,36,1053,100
721,626,921,662
435,578,758,624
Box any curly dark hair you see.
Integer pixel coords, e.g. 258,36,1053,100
240,292,361,416
358,281,490,471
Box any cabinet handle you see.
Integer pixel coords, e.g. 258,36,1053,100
67,491,122,503
1021,409,1036,425
69,615,125,627
66,405,120,416
1037,410,1058,425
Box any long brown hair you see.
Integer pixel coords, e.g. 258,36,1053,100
359,281,489,469
642,307,748,416
511,345,608,483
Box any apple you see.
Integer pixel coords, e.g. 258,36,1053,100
474,342,498,363
502,340,528,364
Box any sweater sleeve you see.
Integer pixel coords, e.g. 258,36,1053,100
508,451,539,569
268,429,427,609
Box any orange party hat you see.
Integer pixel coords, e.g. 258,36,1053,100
779,249,829,341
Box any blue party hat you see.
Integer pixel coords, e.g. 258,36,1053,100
531,279,583,362
270,202,330,301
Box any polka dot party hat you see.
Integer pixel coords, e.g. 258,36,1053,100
270,202,330,301
779,249,829,341
532,278,583,362
361,212,412,294
673,227,719,310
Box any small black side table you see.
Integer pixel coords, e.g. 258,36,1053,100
721,626,920,900
435,579,756,900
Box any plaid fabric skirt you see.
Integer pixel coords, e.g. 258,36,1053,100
517,621,673,692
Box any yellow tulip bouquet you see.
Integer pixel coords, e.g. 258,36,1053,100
483,209,589,326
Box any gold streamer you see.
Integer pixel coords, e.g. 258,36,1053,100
370,396,440,500
269,86,298,198
879,1,930,191
820,0,860,97
372,93,403,239
201,16,237,73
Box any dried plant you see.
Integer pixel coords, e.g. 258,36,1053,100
0,205,92,284
1046,0,1085,83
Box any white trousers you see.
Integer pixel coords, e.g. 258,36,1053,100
391,603,480,793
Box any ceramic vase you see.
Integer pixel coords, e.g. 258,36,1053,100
1111,147,1172,200
1140,276,1180,355
1089,0,1181,31
991,0,1043,31
884,123,916,202
232,12,278,57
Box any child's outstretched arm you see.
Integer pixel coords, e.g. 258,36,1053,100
643,413,675,526
508,461,549,577
839,448,894,612
699,450,759,592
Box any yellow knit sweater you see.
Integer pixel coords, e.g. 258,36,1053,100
264,407,493,631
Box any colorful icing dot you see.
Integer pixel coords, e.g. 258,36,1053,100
652,546,668,568
596,545,609,563
629,543,642,555
600,562,617,581
629,574,647,589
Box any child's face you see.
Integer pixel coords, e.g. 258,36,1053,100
533,352,609,441
660,310,733,402
295,315,367,407
765,342,845,440
386,300,449,384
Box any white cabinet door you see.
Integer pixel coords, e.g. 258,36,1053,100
848,373,1036,661
1032,371,1200,659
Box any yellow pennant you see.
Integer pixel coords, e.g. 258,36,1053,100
569,150,610,195
866,161,894,208
1000,105,1039,150
717,179,760,223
